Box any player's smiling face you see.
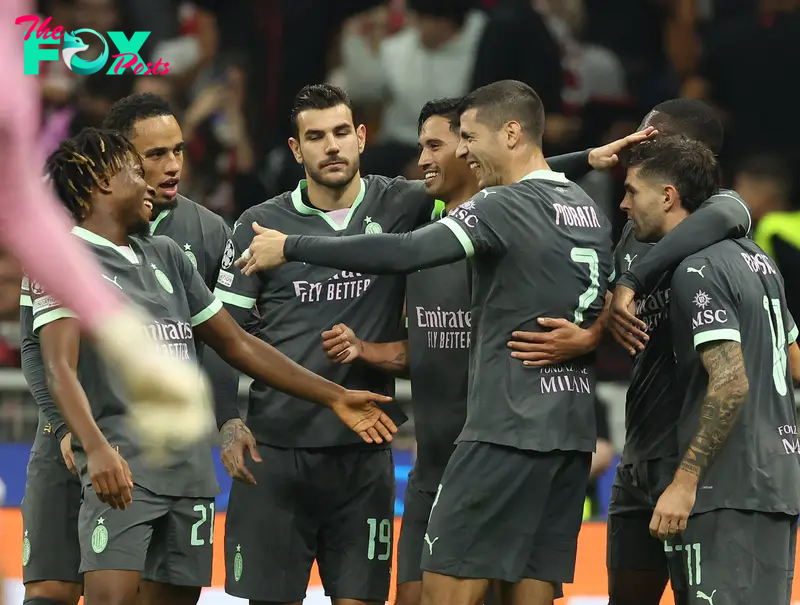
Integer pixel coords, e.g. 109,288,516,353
456,108,506,188
289,104,366,190
129,115,184,209
110,154,154,236
620,166,669,242
418,115,474,200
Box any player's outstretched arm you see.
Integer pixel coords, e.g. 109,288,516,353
322,323,409,375
616,191,751,298
237,221,467,276
39,318,134,510
194,309,398,444
650,340,749,540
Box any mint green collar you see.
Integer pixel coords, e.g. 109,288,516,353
71,226,139,264
290,179,366,231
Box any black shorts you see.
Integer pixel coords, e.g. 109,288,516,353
78,484,214,587
666,509,797,605
397,478,437,585
21,449,83,584
421,441,590,585
224,444,395,602
607,457,676,573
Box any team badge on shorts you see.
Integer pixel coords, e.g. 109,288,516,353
91,517,108,553
151,264,174,294
233,544,243,581
183,243,198,269
364,217,382,234
21,530,30,566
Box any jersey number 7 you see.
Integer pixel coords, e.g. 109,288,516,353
570,247,601,325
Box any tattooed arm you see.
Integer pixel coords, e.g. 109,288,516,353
678,340,750,480
650,340,749,540
321,322,410,377
220,418,262,485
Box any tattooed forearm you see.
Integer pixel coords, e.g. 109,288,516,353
680,341,749,479
220,418,251,451
361,341,410,376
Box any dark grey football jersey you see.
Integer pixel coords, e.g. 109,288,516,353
20,275,63,457
30,227,222,499
670,238,800,515
149,194,238,412
440,170,613,452
612,222,679,463
406,257,470,491
214,175,441,448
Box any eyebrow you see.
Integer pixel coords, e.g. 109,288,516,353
142,141,184,155
305,123,352,137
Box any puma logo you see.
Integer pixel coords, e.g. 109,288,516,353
102,275,123,290
687,265,706,278
624,253,637,270
423,533,439,555
696,589,716,604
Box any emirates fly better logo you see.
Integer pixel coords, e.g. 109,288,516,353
16,14,170,75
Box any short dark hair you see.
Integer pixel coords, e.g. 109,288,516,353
648,99,724,154
46,128,140,222
460,80,545,146
628,135,720,213
290,84,353,137
417,97,463,135
102,92,175,138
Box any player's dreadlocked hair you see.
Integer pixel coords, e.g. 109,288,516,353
103,93,175,138
46,128,140,222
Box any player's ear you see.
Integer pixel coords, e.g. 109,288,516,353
356,124,367,154
288,137,303,165
663,184,678,212
96,176,113,196
505,121,522,148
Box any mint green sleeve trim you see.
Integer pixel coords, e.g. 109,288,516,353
20,294,32,307
213,288,257,309
33,308,77,332
693,328,741,349
789,325,798,345
191,297,223,327
439,217,476,258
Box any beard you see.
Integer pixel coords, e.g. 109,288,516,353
305,159,359,190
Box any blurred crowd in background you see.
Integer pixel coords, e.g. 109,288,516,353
0,0,799,448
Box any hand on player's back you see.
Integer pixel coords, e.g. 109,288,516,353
609,286,648,356
86,443,133,510
507,318,595,366
236,222,288,275
60,432,77,475
588,126,658,169
330,391,398,444
220,419,263,485
322,323,363,364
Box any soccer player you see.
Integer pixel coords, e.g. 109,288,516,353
20,276,83,605
318,97,652,605
102,92,239,442
622,135,800,605
4,1,213,455
234,80,613,605
34,128,396,605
